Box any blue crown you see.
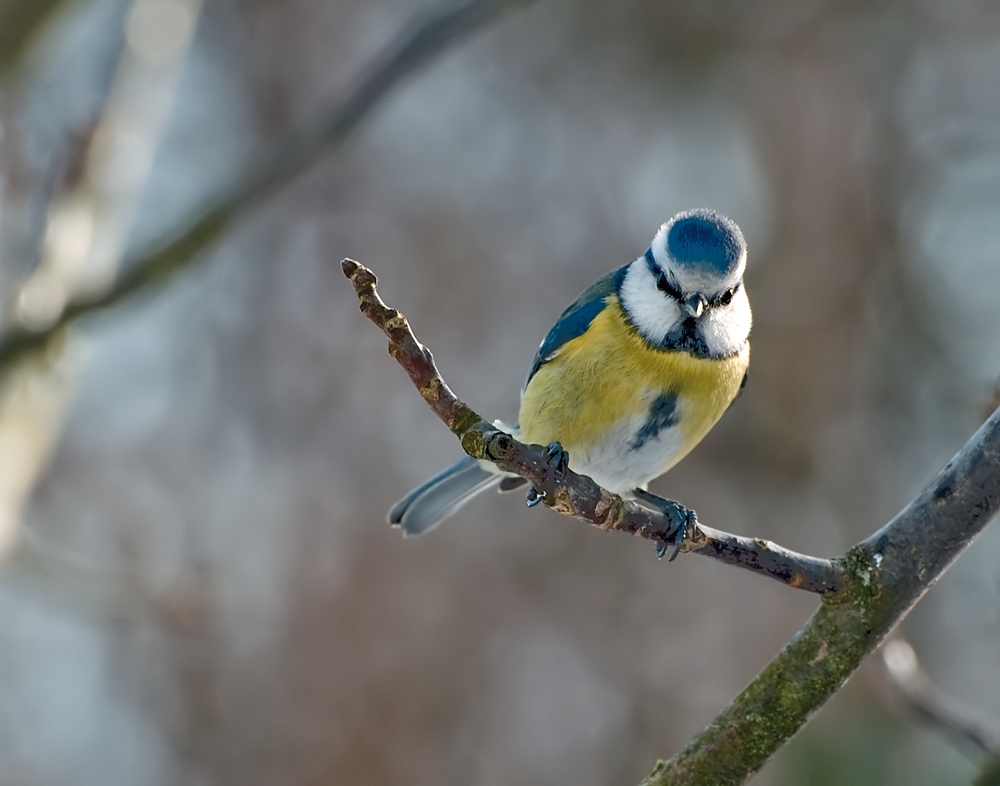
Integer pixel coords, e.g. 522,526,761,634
665,210,745,277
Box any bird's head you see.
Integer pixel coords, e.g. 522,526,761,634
619,209,751,358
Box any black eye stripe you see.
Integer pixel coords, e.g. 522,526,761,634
656,271,684,300
709,284,739,308
644,249,683,301
644,249,740,308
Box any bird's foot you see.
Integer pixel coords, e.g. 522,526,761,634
633,488,695,562
543,441,570,480
525,442,570,508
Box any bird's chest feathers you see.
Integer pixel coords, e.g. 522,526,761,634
519,298,748,486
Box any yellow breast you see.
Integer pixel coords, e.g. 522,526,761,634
519,295,749,480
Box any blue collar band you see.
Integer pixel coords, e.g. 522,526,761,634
644,248,660,277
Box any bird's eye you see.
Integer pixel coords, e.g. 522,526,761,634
719,288,735,306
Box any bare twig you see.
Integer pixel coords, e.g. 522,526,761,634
0,0,535,368
343,256,1000,785
0,527,146,622
341,257,843,595
684,524,840,592
0,527,214,628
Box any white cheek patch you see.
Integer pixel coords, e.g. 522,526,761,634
618,260,683,345
700,287,752,357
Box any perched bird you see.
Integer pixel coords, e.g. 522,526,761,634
389,209,751,537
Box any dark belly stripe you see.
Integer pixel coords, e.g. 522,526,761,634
630,393,678,451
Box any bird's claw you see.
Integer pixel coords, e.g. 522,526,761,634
525,443,569,508
634,488,695,562
660,510,691,562
543,441,570,480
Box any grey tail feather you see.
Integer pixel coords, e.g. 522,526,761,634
387,456,502,536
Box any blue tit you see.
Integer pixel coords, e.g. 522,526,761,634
388,208,751,536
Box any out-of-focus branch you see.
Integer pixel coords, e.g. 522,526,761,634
0,348,76,559
882,638,1000,776
0,0,73,76
0,527,145,622
342,256,1000,784
0,0,533,624
0,0,536,369
979,760,1000,786
0,525,214,629
0,0,207,622
14,0,206,327
342,258,844,595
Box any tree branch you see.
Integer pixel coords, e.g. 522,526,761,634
343,256,1000,784
0,0,73,76
341,257,843,595
0,0,535,369
639,412,1000,784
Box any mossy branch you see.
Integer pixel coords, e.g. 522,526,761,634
343,256,1000,785
644,408,1000,784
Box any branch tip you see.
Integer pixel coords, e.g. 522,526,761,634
341,257,361,277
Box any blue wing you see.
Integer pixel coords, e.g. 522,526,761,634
524,265,628,389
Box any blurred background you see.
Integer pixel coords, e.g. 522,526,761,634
0,0,998,784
